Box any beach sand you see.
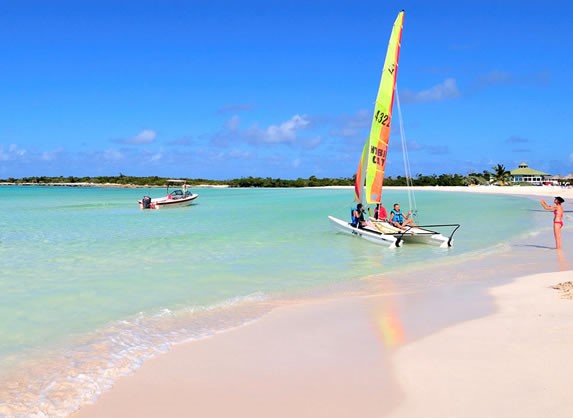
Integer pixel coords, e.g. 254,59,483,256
393,184,573,200
73,186,573,418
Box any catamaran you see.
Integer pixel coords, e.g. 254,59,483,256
328,10,459,248
138,179,199,210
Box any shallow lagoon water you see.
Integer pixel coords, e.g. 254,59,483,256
0,185,544,416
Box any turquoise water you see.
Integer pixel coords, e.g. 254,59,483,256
0,185,545,416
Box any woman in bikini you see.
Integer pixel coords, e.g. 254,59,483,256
540,196,565,249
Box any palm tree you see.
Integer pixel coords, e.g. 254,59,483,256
488,163,511,186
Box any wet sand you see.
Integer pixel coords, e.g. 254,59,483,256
73,269,573,418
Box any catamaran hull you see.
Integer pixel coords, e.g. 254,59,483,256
138,194,199,210
327,216,400,248
397,231,451,248
370,220,452,248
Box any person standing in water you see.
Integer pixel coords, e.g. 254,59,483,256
540,196,565,249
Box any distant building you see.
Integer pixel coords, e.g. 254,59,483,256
510,162,549,184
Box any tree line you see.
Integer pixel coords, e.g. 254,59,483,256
0,171,501,188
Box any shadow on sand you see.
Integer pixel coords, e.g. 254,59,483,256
514,244,555,250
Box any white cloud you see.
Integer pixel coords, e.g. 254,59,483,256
506,135,529,144
475,70,549,88
0,144,27,161
229,149,253,159
218,104,254,114
389,139,449,155
41,148,63,161
113,129,157,145
330,110,370,138
400,78,460,103
226,115,241,131
265,115,309,143
304,136,322,149
103,148,123,161
479,70,512,86
130,129,157,144
149,152,162,162
235,115,310,144
168,136,194,146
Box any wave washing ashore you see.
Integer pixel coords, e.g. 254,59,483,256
0,185,571,417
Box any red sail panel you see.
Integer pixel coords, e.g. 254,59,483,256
354,141,368,203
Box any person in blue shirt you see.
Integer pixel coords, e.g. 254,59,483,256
390,203,415,229
351,203,368,228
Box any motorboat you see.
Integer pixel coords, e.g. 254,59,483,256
138,180,198,209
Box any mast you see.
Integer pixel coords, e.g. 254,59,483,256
395,84,418,216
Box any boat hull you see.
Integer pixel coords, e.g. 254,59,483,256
371,220,452,248
138,193,199,210
327,216,399,247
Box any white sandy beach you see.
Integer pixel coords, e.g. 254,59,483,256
393,184,573,199
74,272,573,418
73,186,573,418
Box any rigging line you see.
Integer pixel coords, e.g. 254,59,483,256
395,85,418,219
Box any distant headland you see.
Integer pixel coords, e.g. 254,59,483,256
2,166,571,188
0,172,504,188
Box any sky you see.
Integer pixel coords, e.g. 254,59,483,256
1,0,572,180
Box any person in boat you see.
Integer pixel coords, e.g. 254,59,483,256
540,196,565,249
373,203,388,221
351,203,369,228
390,203,415,229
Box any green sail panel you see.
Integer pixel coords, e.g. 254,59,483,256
365,11,404,204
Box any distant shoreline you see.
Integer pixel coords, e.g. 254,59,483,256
1,182,571,198
0,182,230,188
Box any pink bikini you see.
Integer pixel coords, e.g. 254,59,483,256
554,210,564,227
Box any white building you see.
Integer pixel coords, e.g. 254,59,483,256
510,163,549,185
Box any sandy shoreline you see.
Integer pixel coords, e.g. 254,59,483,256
3,182,572,197
74,272,573,418
391,270,573,418
393,185,573,199
0,182,230,188
72,186,572,418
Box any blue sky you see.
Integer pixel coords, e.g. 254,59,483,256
1,0,572,180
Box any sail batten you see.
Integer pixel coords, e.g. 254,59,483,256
363,11,404,204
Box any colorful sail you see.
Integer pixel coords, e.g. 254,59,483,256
365,10,404,204
354,141,368,202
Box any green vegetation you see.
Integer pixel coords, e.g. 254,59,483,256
486,163,512,186
227,175,353,187
0,165,513,188
0,172,494,188
0,175,227,187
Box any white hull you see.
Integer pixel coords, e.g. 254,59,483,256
138,193,199,210
327,216,399,248
370,219,453,248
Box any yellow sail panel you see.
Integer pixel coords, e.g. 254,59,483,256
365,11,404,204
354,141,368,203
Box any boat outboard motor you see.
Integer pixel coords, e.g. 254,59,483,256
142,196,152,209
